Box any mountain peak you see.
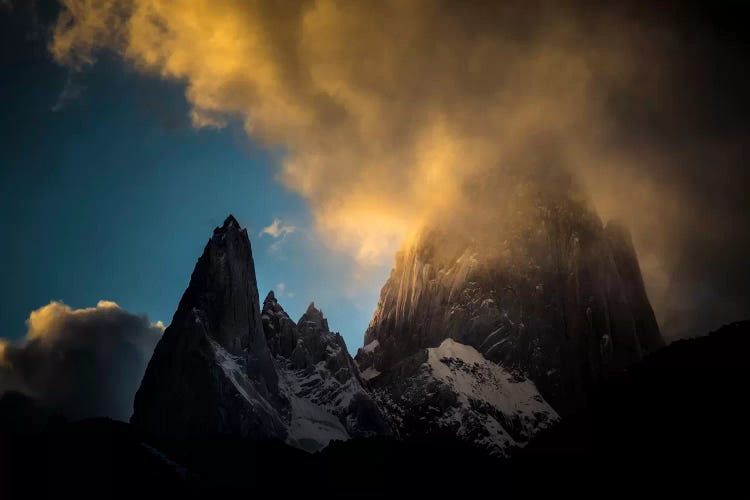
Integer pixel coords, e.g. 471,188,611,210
212,215,242,236
359,191,663,417
265,290,276,302
132,212,283,440
299,302,328,332
223,214,240,228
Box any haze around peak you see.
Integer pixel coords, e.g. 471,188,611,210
50,0,750,340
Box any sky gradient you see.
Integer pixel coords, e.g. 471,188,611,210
1,3,390,352
2,0,750,353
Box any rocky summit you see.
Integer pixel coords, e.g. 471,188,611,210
132,196,662,456
262,293,392,451
132,216,388,452
131,215,285,440
356,169,664,417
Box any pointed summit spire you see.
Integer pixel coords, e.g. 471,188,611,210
131,211,283,440
213,214,244,237
223,214,240,228
214,214,242,234
299,301,328,332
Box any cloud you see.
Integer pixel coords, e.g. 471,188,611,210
0,300,163,421
272,282,296,299
51,71,85,112
260,218,296,239
49,1,750,339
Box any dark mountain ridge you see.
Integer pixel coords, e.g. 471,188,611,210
132,216,388,451
2,320,745,496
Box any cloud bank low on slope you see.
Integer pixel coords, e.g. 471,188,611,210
0,300,162,421
50,0,750,339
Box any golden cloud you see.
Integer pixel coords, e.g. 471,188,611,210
51,1,656,258
50,1,738,337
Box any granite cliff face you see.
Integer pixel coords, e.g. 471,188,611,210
356,172,663,416
262,293,392,451
132,216,388,451
131,216,285,440
132,186,662,456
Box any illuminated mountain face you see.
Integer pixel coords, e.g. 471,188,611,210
357,173,663,416
132,196,661,455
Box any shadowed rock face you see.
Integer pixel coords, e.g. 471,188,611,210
131,216,389,450
131,216,286,440
357,173,663,416
262,293,393,451
605,222,663,354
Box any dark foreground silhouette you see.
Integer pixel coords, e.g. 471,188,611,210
1,321,747,498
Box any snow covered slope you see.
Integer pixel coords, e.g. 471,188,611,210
262,293,392,452
370,339,558,456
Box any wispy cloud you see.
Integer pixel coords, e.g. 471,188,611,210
260,218,296,239
273,282,296,299
51,72,85,112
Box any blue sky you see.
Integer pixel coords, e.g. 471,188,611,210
0,50,390,353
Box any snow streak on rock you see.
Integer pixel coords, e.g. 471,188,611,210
371,339,558,456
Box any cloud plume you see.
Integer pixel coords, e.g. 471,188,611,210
261,218,296,239
50,0,750,339
0,300,162,421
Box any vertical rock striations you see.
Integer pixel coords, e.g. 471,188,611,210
132,215,389,451
357,171,664,417
131,216,286,440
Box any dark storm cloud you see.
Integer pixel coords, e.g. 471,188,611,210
0,301,162,421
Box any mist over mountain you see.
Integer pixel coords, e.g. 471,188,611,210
2,1,749,496
124,202,662,456
0,213,745,496
43,0,750,341
358,165,662,416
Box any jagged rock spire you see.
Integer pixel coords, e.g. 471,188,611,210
131,215,284,440
299,302,329,332
359,184,664,417
222,214,240,229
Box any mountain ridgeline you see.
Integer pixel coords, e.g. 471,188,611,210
132,193,663,454
357,170,663,416
132,216,388,452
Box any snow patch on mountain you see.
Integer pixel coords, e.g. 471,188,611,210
428,339,553,417
208,337,280,418
371,338,558,456
426,339,558,453
361,367,381,381
262,292,393,452
362,339,380,353
280,365,351,452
